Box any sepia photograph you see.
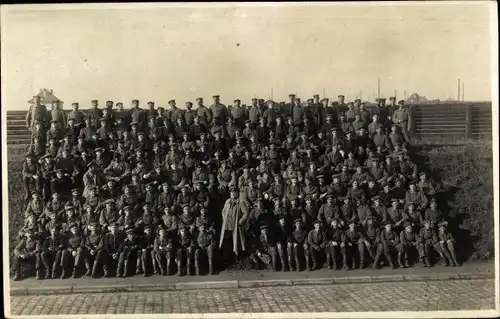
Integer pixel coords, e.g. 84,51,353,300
1,2,499,318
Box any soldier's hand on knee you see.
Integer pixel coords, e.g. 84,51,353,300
72,250,77,257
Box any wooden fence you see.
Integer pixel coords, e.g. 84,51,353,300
5,102,493,145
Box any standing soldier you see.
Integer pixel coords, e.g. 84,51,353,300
13,230,42,281
195,222,217,275
392,100,412,143
290,219,308,271
231,99,247,128
210,95,229,125
68,102,85,128
184,101,196,126
26,95,51,132
22,155,41,201
275,215,292,271
51,100,67,130
195,97,212,126
87,100,103,129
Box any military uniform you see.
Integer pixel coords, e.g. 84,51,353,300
307,221,328,270
195,226,217,275
13,233,42,280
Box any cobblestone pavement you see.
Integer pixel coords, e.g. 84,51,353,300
9,279,495,315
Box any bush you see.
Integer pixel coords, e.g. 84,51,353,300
420,142,494,261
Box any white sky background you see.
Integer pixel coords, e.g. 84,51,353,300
1,2,493,110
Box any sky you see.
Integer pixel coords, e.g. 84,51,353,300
1,2,494,110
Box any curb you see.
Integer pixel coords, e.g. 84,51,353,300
9,272,495,296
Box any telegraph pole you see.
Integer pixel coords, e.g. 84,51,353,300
462,82,464,101
457,78,461,102
377,78,381,100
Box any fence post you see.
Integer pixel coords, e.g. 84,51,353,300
465,104,472,139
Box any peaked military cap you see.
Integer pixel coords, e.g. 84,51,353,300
212,95,220,98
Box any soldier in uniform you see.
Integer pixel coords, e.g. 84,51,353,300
26,95,50,132
195,97,212,126
117,228,141,277
327,219,347,270
13,230,42,281
101,222,125,277
88,100,103,128
417,220,438,267
154,225,174,275
51,100,67,129
41,224,67,279
175,225,196,276
254,224,278,271
65,223,84,278
138,225,156,276
436,221,460,267
343,220,366,270
195,222,217,275
290,218,308,271
307,220,328,271
22,154,42,201
398,221,419,268
82,223,103,277
376,222,400,269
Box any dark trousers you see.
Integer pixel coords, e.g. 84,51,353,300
221,230,235,267
13,253,40,273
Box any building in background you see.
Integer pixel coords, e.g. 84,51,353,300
27,88,63,109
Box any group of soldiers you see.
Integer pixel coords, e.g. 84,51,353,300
12,93,460,281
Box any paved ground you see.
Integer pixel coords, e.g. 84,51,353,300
9,260,494,292
9,278,495,315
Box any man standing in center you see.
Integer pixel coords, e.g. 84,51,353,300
210,95,229,125
219,187,250,269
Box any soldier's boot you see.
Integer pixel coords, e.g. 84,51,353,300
141,259,148,277
123,261,129,277
13,268,21,281
449,248,460,267
305,255,312,271
373,251,382,269
187,258,194,276
294,256,301,271
439,251,449,267
152,257,159,275
208,258,215,275
397,253,405,268
385,254,395,269
157,259,165,276
71,267,78,278
44,265,51,279
176,260,182,276
60,267,66,279
166,258,172,276
117,262,124,278
195,257,201,276
103,264,110,278
136,258,143,275
403,252,410,268
51,263,58,279
279,255,288,272
91,261,99,278
36,270,42,280
83,261,92,277
420,257,428,267
326,254,333,269
359,253,366,269
288,258,295,272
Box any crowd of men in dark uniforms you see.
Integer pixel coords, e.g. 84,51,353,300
12,93,460,281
